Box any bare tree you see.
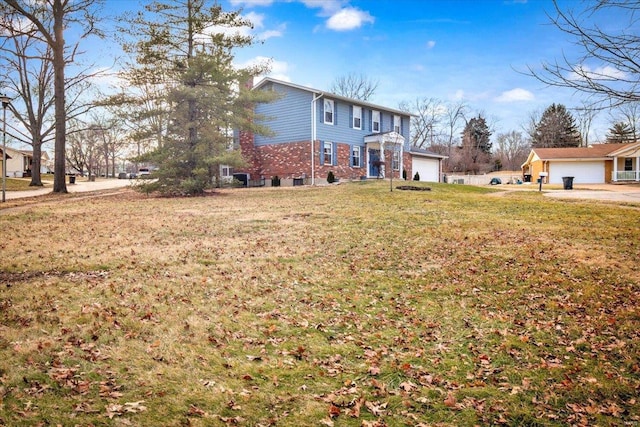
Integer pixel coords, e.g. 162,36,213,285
399,97,443,149
330,73,378,101
0,9,104,186
399,98,467,171
0,20,54,187
3,0,103,193
494,131,531,171
527,0,640,108
609,102,640,141
573,102,599,146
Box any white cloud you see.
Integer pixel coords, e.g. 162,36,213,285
495,88,534,102
568,64,627,81
204,11,283,41
236,56,291,82
230,0,274,7
426,40,436,49
300,0,344,15
326,7,375,31
453,89,465,100
258,23,286,40
245,11,265,29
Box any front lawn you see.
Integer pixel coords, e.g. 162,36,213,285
0,181,638,426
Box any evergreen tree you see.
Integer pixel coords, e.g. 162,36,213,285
120,0,274,195
462,116,492,153
457,115,492,174
532,103,581,148
606,122,635,143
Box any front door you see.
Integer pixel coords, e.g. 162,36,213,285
369,149,380,177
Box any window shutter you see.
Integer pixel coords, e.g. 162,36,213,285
349,146,354,167
319,141,324,165
333,142,338,166
360,146,365,168
319,100,324,124
349,106,353,128
334,101,338,126
369,110,372,132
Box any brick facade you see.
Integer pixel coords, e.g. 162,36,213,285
238,134,407,182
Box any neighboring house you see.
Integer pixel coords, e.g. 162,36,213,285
1,147,50,177
521,142,640,184
237,78,445,185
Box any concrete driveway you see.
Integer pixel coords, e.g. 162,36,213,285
543,184,640,203
2,177,135,200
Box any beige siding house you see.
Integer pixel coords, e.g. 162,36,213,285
521,143,640,184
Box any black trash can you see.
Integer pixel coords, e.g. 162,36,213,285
523,174,531,183
562,176,574,190
68,174,76,184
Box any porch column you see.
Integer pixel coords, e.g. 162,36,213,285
399,143,404,180
379,141,386,178
636,155,640,181
613,156,618,182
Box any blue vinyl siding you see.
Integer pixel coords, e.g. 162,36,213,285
254,82,313,146
254,81,411,149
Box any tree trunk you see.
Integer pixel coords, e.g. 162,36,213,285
29,139,43,186
52,0,67,193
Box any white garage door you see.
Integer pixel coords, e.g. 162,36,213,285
550,161,604,184
412,157,440,182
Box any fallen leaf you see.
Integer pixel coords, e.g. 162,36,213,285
444,392,457,408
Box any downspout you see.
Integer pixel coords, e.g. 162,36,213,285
311,92,323,186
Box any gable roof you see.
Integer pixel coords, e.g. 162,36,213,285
409,146,448,159
254,77,414,117
532,143,635,160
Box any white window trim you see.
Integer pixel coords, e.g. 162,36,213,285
372,110,380,133
324,99,334,125
392,151,400,171
323,141,333,164
352,146,361,168
353,105,362,130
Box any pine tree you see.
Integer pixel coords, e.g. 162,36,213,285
532,103,581,148
457,115,492,174
606,122,635,143
121,0,274,195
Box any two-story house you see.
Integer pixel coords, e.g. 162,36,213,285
237,78,420,185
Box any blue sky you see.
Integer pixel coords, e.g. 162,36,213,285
95,0,631,142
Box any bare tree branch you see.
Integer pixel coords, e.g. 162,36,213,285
330,73,379,101
526,0,640,109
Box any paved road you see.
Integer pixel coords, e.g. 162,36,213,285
2,178,135,200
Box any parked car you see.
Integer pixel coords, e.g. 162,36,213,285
489,177,502,185
138,168,151,178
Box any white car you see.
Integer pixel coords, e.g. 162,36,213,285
138,168,151,177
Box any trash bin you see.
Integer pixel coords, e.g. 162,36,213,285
68,175,76,184
523,174,531,183
562,176,574,190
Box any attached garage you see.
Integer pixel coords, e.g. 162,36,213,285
410,148,447,182
522,144,637,185
549,161,605,184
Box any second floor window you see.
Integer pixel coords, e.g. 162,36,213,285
393,115,401,133
372,110,380,132
353,106,362,129
324,99,334,125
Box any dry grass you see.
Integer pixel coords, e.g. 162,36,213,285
0,181,638,426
